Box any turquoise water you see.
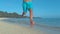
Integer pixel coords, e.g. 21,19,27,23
0,18,60,34
2,18,60,27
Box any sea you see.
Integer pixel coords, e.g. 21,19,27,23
0,18,60,34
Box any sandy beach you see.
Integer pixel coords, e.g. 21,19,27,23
0,18,43,34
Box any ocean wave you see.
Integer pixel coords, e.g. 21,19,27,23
1,18,60,31
36,23,60,31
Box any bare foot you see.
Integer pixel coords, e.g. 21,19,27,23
31,21,35,25
30,21,35,27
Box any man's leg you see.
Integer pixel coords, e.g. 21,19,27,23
22,3,27,16
22,12,26,16
29,9,35,27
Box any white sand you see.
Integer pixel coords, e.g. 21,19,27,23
0,18,44,34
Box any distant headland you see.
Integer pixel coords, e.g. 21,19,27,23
0,11,41,18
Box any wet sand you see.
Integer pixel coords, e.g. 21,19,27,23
0,18,43,34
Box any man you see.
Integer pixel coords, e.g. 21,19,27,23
22,0,35,27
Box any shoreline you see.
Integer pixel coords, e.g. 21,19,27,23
0,18,43,34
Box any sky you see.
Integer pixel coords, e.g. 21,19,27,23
0,0,60,18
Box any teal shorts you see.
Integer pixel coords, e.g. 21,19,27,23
23,1,32,13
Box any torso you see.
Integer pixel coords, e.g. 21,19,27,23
24,0,31,2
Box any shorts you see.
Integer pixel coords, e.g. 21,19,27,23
23,1,32,13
